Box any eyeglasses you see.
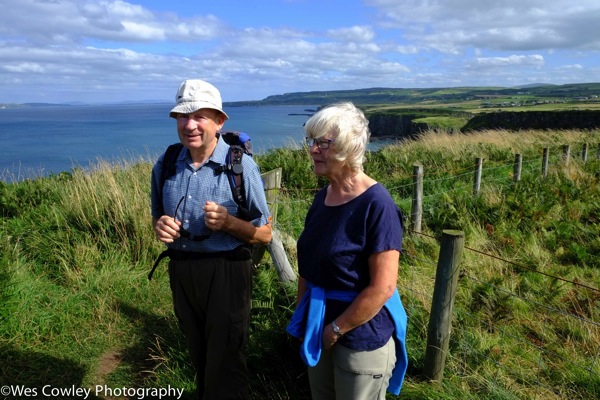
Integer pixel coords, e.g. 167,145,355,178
174,196,211,242
306,137,335,149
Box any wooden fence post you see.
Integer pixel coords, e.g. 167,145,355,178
542,148,549,178
267,230,297,282
424,230,465,382
513,153,522,182
582,143,588,162
411,164,423,233
473,157,482,195
262,168,282,225
254,168,296,282
562,145,571,165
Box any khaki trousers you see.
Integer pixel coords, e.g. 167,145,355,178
308,337,396,400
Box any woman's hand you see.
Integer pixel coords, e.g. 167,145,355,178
323,250,400,348
322,322,342,350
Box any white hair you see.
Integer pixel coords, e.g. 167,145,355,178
304,102,370,172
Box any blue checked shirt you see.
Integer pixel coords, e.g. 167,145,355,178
151,136,271,253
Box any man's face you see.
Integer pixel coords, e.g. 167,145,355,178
175,108,225,151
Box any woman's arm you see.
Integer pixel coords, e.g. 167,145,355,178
296,276,308,307
321,249,399,350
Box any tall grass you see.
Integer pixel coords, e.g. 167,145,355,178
1,129,599,399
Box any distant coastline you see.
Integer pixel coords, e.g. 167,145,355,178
3,82,598,110
0,100,172,109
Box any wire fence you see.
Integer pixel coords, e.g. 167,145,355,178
398,142,599,399
400,234,600,399
269,141,600,398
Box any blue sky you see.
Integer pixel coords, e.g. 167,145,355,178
1,0,599,104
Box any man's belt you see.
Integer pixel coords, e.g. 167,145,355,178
148,245,252,280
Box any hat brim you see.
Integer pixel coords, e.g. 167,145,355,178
169,101,229,120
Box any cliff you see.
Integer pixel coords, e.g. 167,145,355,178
368,113,428,139
462,110,600,131
367,110,600,138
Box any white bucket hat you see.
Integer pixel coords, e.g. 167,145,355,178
169,79,229,120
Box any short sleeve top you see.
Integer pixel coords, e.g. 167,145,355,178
297,183,403,350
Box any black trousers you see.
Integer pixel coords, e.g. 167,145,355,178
168,255,252,400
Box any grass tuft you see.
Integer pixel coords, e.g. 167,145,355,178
1,128,599,398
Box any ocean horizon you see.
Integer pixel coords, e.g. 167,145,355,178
1,103,396,183
0,103,317,182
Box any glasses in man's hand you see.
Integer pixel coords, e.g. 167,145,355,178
174,196,211,242
306,137,335,149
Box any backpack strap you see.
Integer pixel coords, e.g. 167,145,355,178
148,248,172,280
160,140,249,218
157,143,183,216
216,144,250,218
151,140,251,281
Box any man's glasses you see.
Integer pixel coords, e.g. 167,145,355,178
174,196,211,242
306,137,335,149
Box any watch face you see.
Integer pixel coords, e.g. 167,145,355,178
332,321,341,335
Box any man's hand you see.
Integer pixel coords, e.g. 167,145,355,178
203,201,230,231
153,216,181,243
203,200,272,245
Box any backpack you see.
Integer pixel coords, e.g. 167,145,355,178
149,130,253,280
156,130,253,217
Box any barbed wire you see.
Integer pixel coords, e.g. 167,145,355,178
410,229,600,294
460,273,600,395
452,307,591,399
266,141,599,397
465,273,600,329
264,144,600,398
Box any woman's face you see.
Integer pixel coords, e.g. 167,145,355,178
307,135,342,178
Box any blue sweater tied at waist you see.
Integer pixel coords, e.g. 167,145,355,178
286,283,408,395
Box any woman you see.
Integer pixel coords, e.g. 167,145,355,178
287,102,408,399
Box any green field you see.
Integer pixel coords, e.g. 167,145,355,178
1,128,599,399
226,82,600,113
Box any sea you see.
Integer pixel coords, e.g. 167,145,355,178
0,103,312,182
0,103,392,182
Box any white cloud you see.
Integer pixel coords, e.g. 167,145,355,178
559,64,584,70
0,0,224,44
366,0,600,52
0,0,598,103
327,26,375,42
474,55,545,67
120,21,166,40
3,62,45,73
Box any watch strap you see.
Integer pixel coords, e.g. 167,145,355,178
331,320,343,338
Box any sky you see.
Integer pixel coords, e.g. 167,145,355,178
1,0,600,104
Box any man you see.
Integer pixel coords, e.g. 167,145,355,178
151,79,272,399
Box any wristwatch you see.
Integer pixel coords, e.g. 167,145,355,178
331,320,343,338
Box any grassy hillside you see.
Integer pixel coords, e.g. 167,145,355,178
226,82,600,133
226,82,600,113
1,129,599,399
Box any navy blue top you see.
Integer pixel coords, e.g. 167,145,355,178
297,183,403,351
